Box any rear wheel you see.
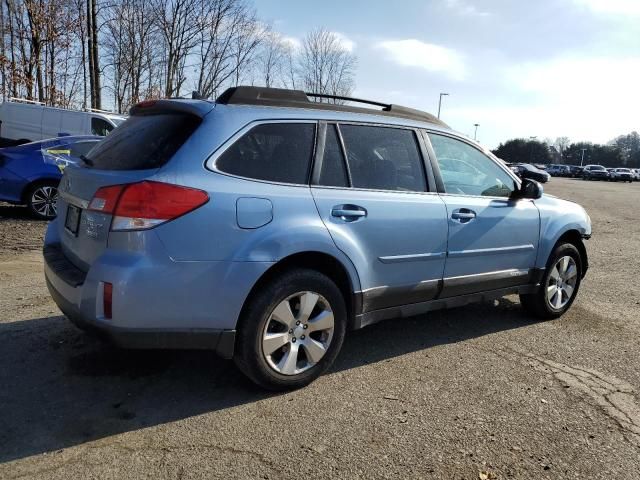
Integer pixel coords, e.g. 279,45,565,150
234,269,347,390
26,181,59,220
520,243,582,319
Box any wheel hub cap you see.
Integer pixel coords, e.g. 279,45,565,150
262,291,335,376
546,255,578,310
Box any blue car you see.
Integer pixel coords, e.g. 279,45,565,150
0,136,101,219
44,87,591,390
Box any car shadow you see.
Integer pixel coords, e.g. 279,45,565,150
0,297,537,463
0,203,39,221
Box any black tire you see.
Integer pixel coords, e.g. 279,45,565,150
520,243,582,320
234,269,347,391
26,180,59,220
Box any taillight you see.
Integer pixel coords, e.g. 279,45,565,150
103,282,113,319
88,185,125,213
88,181,208,231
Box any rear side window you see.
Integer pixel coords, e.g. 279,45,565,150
216,123,315,184
85,114,201,170
339,125,426,192
316,125,348,187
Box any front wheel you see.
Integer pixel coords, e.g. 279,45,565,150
234,269,347,390
26,181,59,220
520,243,582,319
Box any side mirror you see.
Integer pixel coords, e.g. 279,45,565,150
516,178,543,199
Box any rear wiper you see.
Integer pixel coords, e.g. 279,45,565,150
80,155,94,167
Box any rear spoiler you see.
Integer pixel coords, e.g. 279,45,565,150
129,99,214,118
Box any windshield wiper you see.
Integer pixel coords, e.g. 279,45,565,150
80,155,94,167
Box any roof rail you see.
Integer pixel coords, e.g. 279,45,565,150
215,86,447,127
8,97,45,105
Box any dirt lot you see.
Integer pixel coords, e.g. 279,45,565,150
1,178,639,479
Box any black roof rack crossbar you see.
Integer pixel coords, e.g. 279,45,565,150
305,92,391,109
215,86,448,128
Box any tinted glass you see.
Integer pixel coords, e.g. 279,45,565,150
316,125,348,187
91,118,114,136
340,125,426,192
217,123,315,184
69,141,99,159
429,134,516,197
85,114,201,170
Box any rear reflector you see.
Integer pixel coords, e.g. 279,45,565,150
103,282,113,319
88,181,208,231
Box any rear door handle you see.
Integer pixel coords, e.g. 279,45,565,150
451,209,476,222
331,205,367,222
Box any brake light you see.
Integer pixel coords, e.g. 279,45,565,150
88,181,208,231
88,184,124,213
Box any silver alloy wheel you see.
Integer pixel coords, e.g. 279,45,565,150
261,291,335,376
31,185,58,218
546,255,578,310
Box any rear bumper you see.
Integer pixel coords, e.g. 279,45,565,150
43,221,273,357
45,275,236,356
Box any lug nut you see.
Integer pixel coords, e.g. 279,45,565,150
301,335,305,340
289,329,293,334
303,324,308,330
292,337,296,343
296,321,300,325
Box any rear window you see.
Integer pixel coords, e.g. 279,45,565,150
84,114,201,170
216,123,315,184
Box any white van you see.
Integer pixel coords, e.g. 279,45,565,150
0,100,126,144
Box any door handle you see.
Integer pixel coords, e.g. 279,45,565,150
451,209,476,222
331,205,367,221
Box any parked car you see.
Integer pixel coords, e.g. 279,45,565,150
610,168,634,182
582,165,609,180
0,100,125,145
630,168,640,181
0,136,101,218
510,163,551,183
568,165,584,178
44,86,591,390
546,164,571,177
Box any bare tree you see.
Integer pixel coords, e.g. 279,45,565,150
299,27,356,101
153,0,204,97
255,28,291,88
555,136,570,155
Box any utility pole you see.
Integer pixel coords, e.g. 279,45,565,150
473,123,479,141
437,93,449,119
580,148,587,166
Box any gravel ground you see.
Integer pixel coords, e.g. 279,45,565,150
1,178,639,479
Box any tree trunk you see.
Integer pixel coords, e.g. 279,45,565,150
90,0,100,108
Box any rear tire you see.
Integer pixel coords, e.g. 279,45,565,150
234,269,347,390
520,243,582,320
26,181,59,220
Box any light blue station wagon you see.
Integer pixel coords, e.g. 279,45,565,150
44,87,591,389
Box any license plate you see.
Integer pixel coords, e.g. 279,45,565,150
65,205,81,235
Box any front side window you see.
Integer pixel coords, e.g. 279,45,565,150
339,125,426,192
429,133,516,197
216,123,315,184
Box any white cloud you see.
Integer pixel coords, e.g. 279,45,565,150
573,0,640,15
376,39,466,80
333,32,356,53
445,0,491,17
282,36,302,51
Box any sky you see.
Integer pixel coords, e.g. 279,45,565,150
253,0,640,148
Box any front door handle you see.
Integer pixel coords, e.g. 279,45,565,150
331,205,367,222
451,208,476,222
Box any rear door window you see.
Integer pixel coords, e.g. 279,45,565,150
216,123,315,184
84,114,201,170
91,117,114,136
339,125,426,192
315,124,349,188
